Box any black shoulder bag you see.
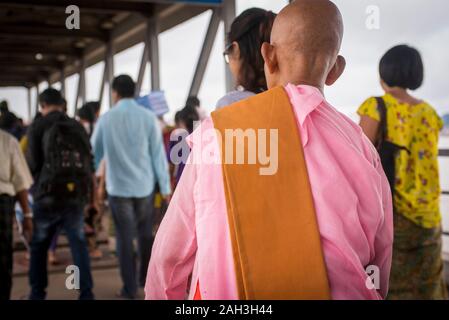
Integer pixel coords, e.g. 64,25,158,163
374,97,406,196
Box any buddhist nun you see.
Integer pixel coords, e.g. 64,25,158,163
145,0,393,300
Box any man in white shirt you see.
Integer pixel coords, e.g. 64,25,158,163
0,129,33,300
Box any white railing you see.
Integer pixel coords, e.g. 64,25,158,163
440,149,449,238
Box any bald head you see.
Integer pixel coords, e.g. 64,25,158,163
261,0,346,90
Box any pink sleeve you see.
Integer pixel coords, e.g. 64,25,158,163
145,152,198,300
371,155,394,299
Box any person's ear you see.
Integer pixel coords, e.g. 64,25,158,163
111,91,118,104
261,42,278,75
325,55,346,86
231,41,240,60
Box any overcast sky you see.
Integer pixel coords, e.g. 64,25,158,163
1,0,448,123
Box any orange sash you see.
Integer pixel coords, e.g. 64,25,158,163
211,86,330,300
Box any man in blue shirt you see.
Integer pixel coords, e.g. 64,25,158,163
91,75,171,299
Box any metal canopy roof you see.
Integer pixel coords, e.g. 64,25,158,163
0,0,224,88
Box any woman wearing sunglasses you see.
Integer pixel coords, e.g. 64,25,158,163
216,8,276,109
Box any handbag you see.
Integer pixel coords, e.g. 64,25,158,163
375,97,408,196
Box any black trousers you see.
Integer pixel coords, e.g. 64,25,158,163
0,194,14,300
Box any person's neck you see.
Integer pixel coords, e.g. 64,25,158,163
277,56,331,94
276,75,325,95
276,66,326,94
42,106,61,116
385,87,421,105
385,87,407,98
115,97,132,105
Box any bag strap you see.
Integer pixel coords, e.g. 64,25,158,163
375,96,387,150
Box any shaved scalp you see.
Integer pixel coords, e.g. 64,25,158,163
269,0,344,88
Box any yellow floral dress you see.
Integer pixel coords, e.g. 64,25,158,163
358,94,443,229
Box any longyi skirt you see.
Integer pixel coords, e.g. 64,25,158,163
388,212,448,300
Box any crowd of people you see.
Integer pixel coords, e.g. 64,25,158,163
0,0,446,300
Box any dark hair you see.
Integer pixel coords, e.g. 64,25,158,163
84,101,101,115
78,104,96,123
379,45,424,90
38,88,64,107
78,103,96,136
226,8,276,93
174,110,182,125
33,112,42,121
0,100,8,113
112,75,135,98
0,110,18,130
186,96,200,108
177,105,199,133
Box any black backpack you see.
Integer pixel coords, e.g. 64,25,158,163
36,117,92,205
375,97,407,196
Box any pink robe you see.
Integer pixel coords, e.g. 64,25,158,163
145,84,393,300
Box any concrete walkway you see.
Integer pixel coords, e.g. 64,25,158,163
9,204,164,300
11,267,145,300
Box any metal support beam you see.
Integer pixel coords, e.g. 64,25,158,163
74,76,81,115
99,62,107,106
0,25,107,41
74,58,86,114
0,58,59,68
105,41,115,108
46,4,211,84
188,9,221,97
80,67,86,106
221,0,236,92
0,1,155,14
135,45,149,96
147,19,160,91
0,80,34,87
35,82,40,115
27,88,32,121
0,45,81,57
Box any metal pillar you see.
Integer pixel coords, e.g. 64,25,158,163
147,18,160,91
35,82,40,114
221,0,236,92
99,61,107,105
74,76,81,115
80,66,86,105
135,44,149,96
188,9,221,97
105,40,115,107
27,87,32,121
74,58,86,114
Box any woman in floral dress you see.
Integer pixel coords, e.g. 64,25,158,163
358,45,446,299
